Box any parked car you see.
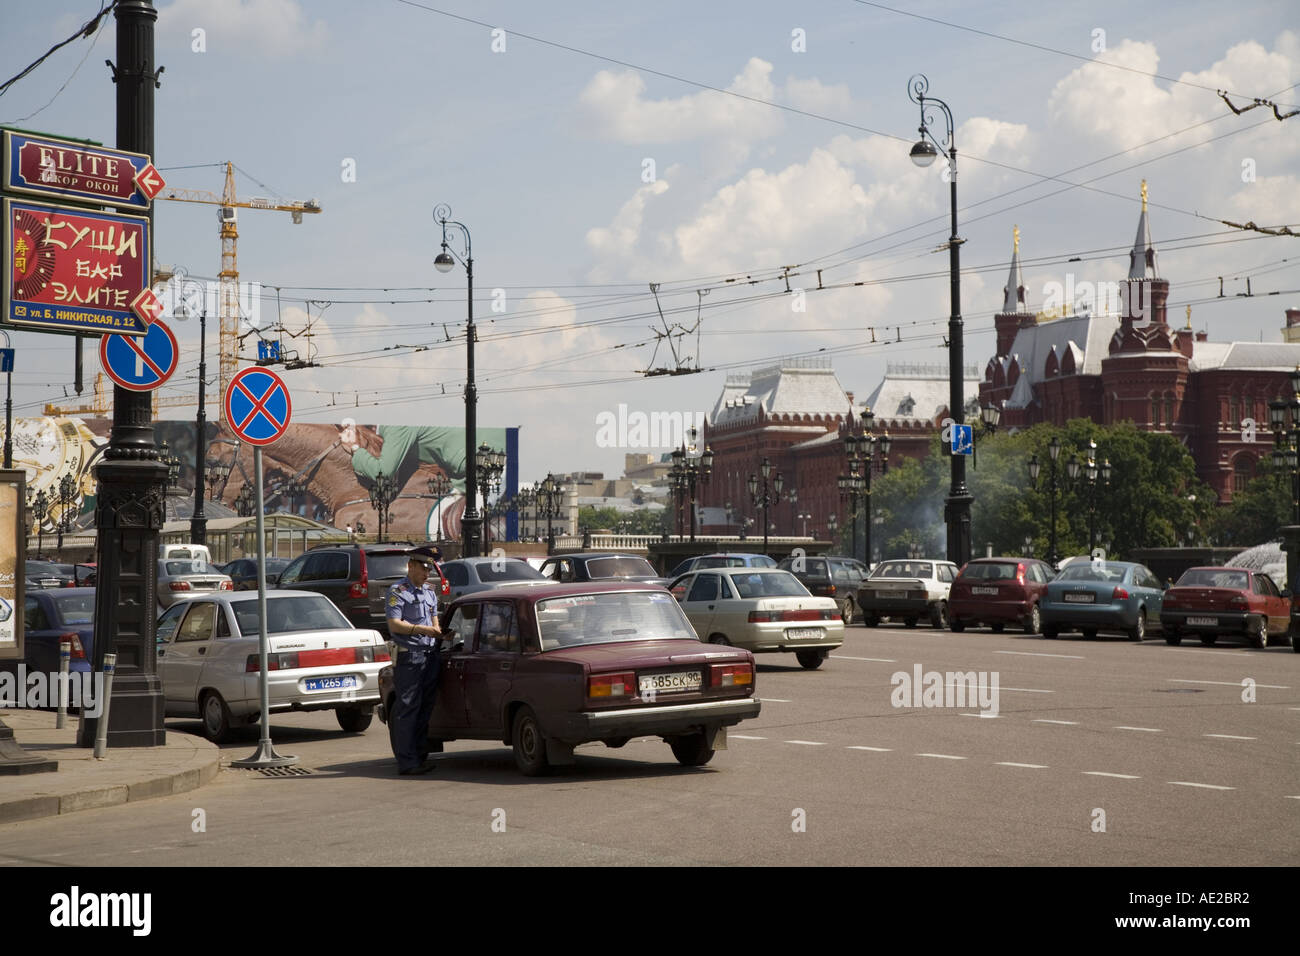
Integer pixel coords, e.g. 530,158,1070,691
857,559,960,628
776,554,869,624
275,543,449,634
1,588,96,677
1160,566,1292,649
666,553,778,578
71,563,97,587
156,590,390,742
156,559,234,609
375,582,761,774
160,543,213,565
538,552,671,588
1040,560,1165,641
948,557,1056,634
669,567,844,669
440,556,550,600
220,557,291,591
25,560,70,590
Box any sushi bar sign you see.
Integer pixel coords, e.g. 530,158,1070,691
2,129,164,337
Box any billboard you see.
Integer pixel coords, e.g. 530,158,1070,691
0,469,22,659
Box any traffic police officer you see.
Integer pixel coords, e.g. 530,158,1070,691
387,546,443,775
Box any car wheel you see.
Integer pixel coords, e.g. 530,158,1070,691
669,732,715,767
336,706,372,733
949,619,965,633
708,634,731,646
512,706,551,776
929,602,948,629
1164,631,1182,646
386,694,400,758
1127,610,1146,642
840,597,855,625
991,623,1005,634
200,690,232,744
603,737,630,749
795,649,826,670
904,617,918,629
863,613,880,627
1042,625,1058,639
1024,605,1042,635
1199,633,1218,646
1248,616,1268,649
1291,625,1300,653
1081,628,1098,640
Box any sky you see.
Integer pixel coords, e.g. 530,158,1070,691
2,0,1298,485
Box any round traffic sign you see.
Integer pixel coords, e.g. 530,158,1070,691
99,320,179,392
225,366,292,445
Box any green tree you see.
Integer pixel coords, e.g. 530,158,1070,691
1209,469,1291,547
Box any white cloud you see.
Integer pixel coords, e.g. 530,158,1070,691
158,0,327,57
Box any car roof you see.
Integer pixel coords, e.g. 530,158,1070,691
443,556,530,566
169,589,334,604
545,552,648,560
451,581,665,603
33,586,96,598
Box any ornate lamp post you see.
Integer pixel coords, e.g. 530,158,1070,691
1270,368,1300,524
30,488,49,557
538,473,566,553
826,512,838,549
369,471,397,542
56,473,76,551
1028,435,1063,565
842,409,892,564
747,457,787,555
236,484,255,518
427,472,452,542
205,459,231,504
797,511,812,537
433,202,481,557
908,73,972,566
170,271,213,545
668,426,713,541
475,443,505,547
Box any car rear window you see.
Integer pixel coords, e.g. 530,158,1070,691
697,557,746,569
366,553,411,580
585,557,656,578
728,571,810,598
536,591,695,649
164,561,222,575
750,555,777,568
1057,564,1128,582
478,561,545,582
233,595,350,636
1176,569,1249,590
52,593,96,625
959,562,1019,580
873,561,932,578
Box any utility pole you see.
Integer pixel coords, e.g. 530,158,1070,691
81,0,167,747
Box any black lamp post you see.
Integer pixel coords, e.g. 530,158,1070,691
747,457,786,555
433,203,480,558
826,513,838,549
475,443,505,547
369,471,397,542
427,473,451,542
669,426,713,541
236,484,255,518
1028,435,1063,565
30,488,49,557
205,459,230,504
842,408,892,565
172,272,212,546
1269,369,1300,523
1,329,13,470
538,473,566,553
56,473,76,551
908,73,972,566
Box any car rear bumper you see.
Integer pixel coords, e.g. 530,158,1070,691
949,598,1030,623
550,696,761,741
1042,603,1136,629
1160,611,1250,634
858,594,931,616
228,667,383,718
729,620,844,652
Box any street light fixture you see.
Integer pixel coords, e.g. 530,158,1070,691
427,473,452,542
537,473,566,553
475,443,506,546
747,457,787,555
1028,435,1063,565
841,407,891,565
668,426,713,541
236,484,255,518
1270,371,1300,523
172,272,213,545
30,488,49,558
56,473,75,550
369,471,397,542
908,73,973,566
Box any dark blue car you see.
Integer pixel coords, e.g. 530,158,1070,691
16,587,96,674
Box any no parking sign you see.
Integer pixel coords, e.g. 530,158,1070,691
225,366,292,445
99,320,178,391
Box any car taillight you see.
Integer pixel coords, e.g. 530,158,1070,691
1228,594,1248,609
349,549,368,599
434,562,449,597
748,610,773,622
1111,586,1129,600
821,608,836,620
588,671,636,699
169,581,191,591
220,580,234,591
749,609,828,622
710,663,753,687
1016,563,1026,586
671,584,687,599
827,583,837,595
60,634,85,660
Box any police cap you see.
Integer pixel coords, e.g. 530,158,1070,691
408,545,442,569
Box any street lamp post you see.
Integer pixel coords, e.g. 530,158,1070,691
1270,368,1300,524
827,513,838,549
669,426,713,542
1,330,14,470
747,457,787,555
236,484,255,518
908,73,972,566
475,443,505,548
427,473,451,542
171,274,213,546
30,489,49,557
797,511,812,537
369,471,396,542
433,203,481,558
842,408,891,565
56,473,75,551
1028,435,1063,565
538,473,565,554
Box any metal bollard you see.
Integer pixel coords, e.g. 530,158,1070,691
93,653,116,760
55,640,70,729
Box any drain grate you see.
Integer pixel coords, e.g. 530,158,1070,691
249,766,314,777
1153,688,1205,693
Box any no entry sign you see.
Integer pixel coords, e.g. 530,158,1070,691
225,366,292,446
100,319,178,392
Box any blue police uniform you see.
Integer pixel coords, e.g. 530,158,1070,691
387,572,441,773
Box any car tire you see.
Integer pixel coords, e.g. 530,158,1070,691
1042,625,1058,639
949,619,965,633
603,737,630,749
1248,616,1268,650
1023,605,1042,635
200,690,232,744
1199,633,1218,646
336,706,372,733
904,617,918,629
840,597,855,626
512,706,551,776
1165,631,1182,646
1127,610,1146,642
929,602,948,629
669,732,715,767
708,634,731,646
991,623,1005,634
795,649,826,670
862,613,880,627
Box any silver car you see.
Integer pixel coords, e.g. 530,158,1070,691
440,556,550,601
157,558,233,608
156,590,388,742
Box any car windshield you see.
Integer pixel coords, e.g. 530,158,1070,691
960,562,1019,580
163,560,222,575
26,561,59,574
585,556,657,578
366,553,411,579
873,561,932,578
728,571,810,598
1057,564,1128,582
536,591,695,649
696,556,746,569
750,555,777,568
233,595,350,636
478,561,545,582
52,593,96,625
1176,568,1249,590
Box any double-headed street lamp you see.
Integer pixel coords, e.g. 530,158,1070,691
433,203,482,558
842,408,891,566
369,471,397,542
747,457,788,555
537,473,566,553
29,488,49,557
1269,368,1300,524
205,458,231,504
1065,441,1113,554
236,484,256,518
669,427,713,541
171,272,214,545
908,73,972,567
826,512,838,547
56,473,76,550
1028,436,1063,565
427,473,451,542
475,443,506,544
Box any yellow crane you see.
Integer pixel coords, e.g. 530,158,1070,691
157,162,321,422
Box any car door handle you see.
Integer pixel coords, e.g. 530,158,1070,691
198,647,206,655
157,649,165,656
707,604,715,610
499,661,512,671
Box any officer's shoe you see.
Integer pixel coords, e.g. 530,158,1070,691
399,760,437,776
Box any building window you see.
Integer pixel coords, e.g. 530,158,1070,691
1151,394,1160,427
1229,395,1239,428
1164,394,1174,426
1233,456,1254,494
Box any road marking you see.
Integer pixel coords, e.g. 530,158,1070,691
999,687,1054,694
1170,679,1290,689
1083,772,1141,779
997,762,1049,769
1169,781,1235,790
1032,719,1079,725
1203,734,1257,740
915,753,967,760
759,698,791,702
996,650,1085,660
1286,796,1300,800
730,735,766,740
783,740,826,746
847,745,892,752
830,655,897,662
1115,726,1163,733
960,712,1002,718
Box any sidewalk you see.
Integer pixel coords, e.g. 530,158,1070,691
0,710,220,825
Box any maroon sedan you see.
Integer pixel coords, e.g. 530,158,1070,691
1160,567,1293,649
947,557,1055,634
376,583,762,775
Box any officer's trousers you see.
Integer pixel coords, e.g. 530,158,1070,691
394,646,441,771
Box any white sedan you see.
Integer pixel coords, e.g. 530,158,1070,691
856,559,960,628
156,590,390,742
669,568,843,670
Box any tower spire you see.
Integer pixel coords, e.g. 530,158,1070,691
1129,181,1158,280
1002,224,1026,313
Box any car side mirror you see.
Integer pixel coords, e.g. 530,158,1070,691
1281,588,1292,599
451,639,464,652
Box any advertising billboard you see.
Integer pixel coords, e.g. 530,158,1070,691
0,469,24,660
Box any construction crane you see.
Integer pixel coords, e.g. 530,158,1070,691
157,162,321,422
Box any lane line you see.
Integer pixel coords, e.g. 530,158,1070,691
996,650,1085,660
998,687,1054,694
915,753,967,760
847,746,892,752
997,762,1049,769
960,712,1002,718
831,655,897,662
1286,796,1300,800
1203,734,1258,741
759,698,792,702
1115,726,1163,733
783,740,826,746
1084,771,1141,779
730,735,767,740
1170,679,1290,689
1033,719,1079,725
1169,781,1235,790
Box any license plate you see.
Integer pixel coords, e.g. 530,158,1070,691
638,671,701,695
305,675,357,692
878,589,907,599
786,627,825,640
1186,616,1217,626
1063,593,1095,603
972,586,999,595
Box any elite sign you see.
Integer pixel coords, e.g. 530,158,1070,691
2,130,159,210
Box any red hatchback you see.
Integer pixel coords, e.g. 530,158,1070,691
376,582,762,775
1160,567,1292,649
948,557,1055,634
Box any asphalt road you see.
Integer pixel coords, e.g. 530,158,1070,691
2,622,1297,866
